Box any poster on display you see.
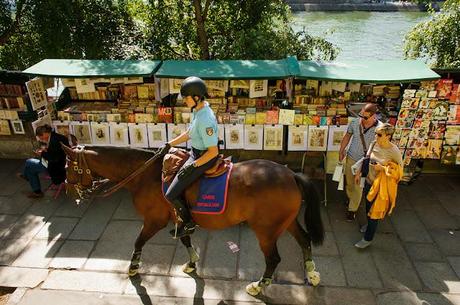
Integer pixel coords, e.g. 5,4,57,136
288,125,308,151
224,124,244,149
128,123,149,148
0,120,11,135
32,114,52,133
169,79,183,94
11,120,25,135
160,78,169,98
244,124,263,150
308,125,328,151
327,125,348,151
278,109,295,125
109,123,129,146
147,123,167,148
217,124,225,149
70,121,92,144
52,120,71,137
249,80,268,98
106,114,122,123
57,111,71,121
26,78,47,110
167,123,187,148
91,122,110,145
230,80,250,89
205,80,228,92
75,78,95,94
263,125,283,151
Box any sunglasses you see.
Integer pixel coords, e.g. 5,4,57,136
358,113,371,120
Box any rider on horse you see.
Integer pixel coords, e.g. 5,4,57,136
158,76,219,238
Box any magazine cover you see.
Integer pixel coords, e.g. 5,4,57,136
436,79,453,98
426,139,443,159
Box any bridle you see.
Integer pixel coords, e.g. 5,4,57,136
66,145,162,201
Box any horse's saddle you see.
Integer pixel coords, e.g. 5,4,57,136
162,148,231,183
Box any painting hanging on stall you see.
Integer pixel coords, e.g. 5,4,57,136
308,125,328,151
52,120,70,137
128,123,149,148
167,123,187,148
147,123,167,148
263,125,283,151
169,79,183,94
249,80,268,98
91,122,110,145
70,121,92,144
244,124,263,150
109,123,129,146
224,124,244,149
327,125,348,151
11,120,25,134
26,78,47,110
288,125,308,151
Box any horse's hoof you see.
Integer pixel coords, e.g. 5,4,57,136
182,262,196,274
307,271,320,286
246,282,262,296
128,266,139,277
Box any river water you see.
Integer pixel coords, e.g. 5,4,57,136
291,11,429,61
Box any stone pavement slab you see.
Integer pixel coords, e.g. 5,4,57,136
430,229,460,256
42,270,128,294
447,257,460,279
11,239,63,268
391,210,433,243
0,214,18,238
112,191,142,220
414,262,460,293
276,232,304,284
34,216,79,241
237,226,266,282
376,291,460,305
0,196,33,215
49,240,95,269
0,266,48,288
169,227,204,277
405,242,445,262
312,231,339,256
370,234,422,290
313,256,346,287
138,243,176,275
334,231,383,289
52,197,91,218
0,238,32,265
412,199,459,230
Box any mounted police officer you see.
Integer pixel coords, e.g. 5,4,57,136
158,76,219,238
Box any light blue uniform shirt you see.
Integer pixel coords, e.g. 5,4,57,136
189,102,218,150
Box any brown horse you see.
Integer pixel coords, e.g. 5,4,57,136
62,145,324,296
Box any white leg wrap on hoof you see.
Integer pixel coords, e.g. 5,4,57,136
307,271,321,286
246,282,263,296
182,262,196,274
305,260,316,272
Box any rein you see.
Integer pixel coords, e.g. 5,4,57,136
69,146,162,199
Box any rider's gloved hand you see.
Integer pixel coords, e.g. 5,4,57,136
178,162,196,179
157,143,171,156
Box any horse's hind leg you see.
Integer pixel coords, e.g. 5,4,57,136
129,221,166,277
287,219,320,286
179,236,200,274
246,232,282,296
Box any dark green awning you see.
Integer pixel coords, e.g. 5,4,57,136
23,59,161,78
155,59,295,79
297,60,440,83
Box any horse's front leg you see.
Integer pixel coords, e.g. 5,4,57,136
129,222,164,277
179,236,200,274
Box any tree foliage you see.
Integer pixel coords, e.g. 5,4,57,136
404,0,460,68
0,0,338,70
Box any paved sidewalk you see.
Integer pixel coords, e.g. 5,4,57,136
1,159,460,304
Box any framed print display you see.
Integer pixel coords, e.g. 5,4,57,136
11,120,25,134
230,80,250,89
217,124,225,149
128,123,148,148
70,121,92,144
224,124,244,149
26,78,47,110
288,125,308,151
147,123,167,148
32,114,52,133
249,80,268,98
244,124,263,150
0,120,11,135
167,123,187,148
263,125,283,151
308,125,328,151
75,78,95,94
169,79,183,94
52,120,71,136
327,125,348,151
91,122,110,145
109,123,129,146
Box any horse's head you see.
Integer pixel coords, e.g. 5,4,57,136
61,144,97,200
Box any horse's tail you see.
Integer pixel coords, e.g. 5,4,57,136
294,173,324,246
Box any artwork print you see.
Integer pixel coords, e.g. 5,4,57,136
308,126,328,151
71,122,92,144
263,125,283,151
167,123,187,148
52,121,70,137
244,124,263,150
249,80,268,98
91,122,110,145
128,123,149,147
11,120,25,134
147,123,167,148
327,125,348,151
109,123,129,146
26,78,47,110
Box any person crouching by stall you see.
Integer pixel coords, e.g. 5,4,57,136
17,124,69,198
353,123,403,249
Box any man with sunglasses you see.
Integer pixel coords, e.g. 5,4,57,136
339,103,380,221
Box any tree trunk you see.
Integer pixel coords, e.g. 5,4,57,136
192,0,210,59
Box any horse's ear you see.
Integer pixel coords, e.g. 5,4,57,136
61,143,76,160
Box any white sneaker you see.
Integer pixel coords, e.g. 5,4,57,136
360,224,368,233
354,239,372,249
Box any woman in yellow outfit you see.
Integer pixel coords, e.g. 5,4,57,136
354,123,403,249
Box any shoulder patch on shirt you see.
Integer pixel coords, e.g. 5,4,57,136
206,127,214,136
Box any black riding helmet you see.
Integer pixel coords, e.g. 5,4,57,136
180,76,207,102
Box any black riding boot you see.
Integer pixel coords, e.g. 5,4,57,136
170,198,196,238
